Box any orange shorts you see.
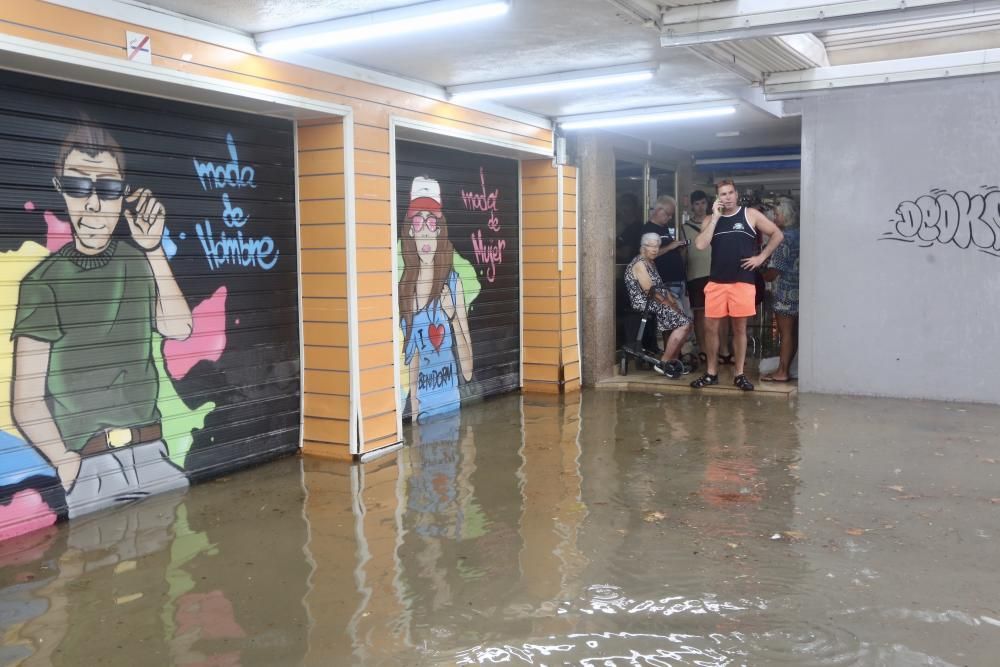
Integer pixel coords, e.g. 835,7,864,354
704,281,757,318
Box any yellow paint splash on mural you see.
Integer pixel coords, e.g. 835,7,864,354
0,241,49,437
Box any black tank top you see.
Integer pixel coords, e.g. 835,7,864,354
710,207,757,284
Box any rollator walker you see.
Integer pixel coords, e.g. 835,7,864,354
617,287,698,379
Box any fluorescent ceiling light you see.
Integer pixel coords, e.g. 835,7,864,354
448,64,657,101
256,0,510,55
559,104,737,130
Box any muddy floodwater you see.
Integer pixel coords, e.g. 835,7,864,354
1,389,998,666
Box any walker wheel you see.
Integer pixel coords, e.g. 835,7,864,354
619,353,628,376
680,352,699,374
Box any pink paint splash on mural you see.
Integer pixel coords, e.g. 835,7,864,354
0,490,58,542
43,210,73,252
22,201,72,250
164,286,228,381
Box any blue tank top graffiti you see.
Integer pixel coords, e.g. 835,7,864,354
403,271,461,420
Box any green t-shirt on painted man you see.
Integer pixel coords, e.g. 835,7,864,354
12,240,161,453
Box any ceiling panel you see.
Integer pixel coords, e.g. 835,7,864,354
135,0,801,151
147,0,418,33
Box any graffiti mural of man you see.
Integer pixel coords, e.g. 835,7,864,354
398,176,474,421
10,119,193,518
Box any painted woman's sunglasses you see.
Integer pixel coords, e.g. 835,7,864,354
57,176,127,201
410,213,439,233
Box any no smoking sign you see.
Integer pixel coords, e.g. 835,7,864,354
126,31,151,64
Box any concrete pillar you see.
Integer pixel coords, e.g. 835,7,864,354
577,134,616,385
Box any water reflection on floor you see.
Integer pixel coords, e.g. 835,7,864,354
1,389,999,666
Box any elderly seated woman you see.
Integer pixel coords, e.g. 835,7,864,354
625,232,693,374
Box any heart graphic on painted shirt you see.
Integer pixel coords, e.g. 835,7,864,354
428,323,445,351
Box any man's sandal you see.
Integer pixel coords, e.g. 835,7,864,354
690,373,719,389
718,353,735,365
734,374,755,391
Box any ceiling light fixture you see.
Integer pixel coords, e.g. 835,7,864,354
256,0,510,55
447,64,657,101
558,103,737,130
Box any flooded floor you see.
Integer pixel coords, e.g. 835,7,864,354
1,389,998,666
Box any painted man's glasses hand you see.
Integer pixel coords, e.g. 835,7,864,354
411,213,438,232
57,176,127,201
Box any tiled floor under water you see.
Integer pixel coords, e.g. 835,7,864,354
1,389,998,666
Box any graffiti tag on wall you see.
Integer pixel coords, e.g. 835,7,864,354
194,134,279,271
463,167,506,283
882,187,1000,257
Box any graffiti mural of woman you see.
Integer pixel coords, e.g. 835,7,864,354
399,176,474,421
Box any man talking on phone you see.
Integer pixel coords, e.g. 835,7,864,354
11,118,193,518
689,179,783,391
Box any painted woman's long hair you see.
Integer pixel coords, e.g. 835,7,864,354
399,212,455,351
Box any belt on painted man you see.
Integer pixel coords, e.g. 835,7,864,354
79,423,163,457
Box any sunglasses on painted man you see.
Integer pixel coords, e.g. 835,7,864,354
410,213,439,232
57,176,127,201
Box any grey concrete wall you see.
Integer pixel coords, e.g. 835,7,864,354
799,74,1000,403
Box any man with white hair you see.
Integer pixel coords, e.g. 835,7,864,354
640,195,689,304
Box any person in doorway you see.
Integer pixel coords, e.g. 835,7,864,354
640,195,688,304
399,176,474,421
684,190,731,366
760,196,800,383
11,118,193,519
689,179,783,391
625,232,692,373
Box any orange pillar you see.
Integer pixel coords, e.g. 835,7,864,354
347,110,401,455
521,161,580,394
298,110,405,460
298,120,352,459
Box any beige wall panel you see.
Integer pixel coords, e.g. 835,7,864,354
300,225,346,250
305,346,350,370
303,322,348,346
304,394,351,419
299,199,346,226
302,276,347,299
299,174,346,201
304,370,350,396
298,148,345,176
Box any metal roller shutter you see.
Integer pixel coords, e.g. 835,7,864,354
395,140,520,422
0,69,300,535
